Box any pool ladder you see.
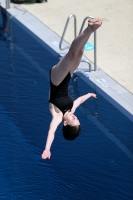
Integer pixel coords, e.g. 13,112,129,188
59,14,97,72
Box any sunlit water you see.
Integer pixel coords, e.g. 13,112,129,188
0,7,133,200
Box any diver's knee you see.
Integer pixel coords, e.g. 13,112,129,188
68,50,79,60
78,49,84,56
69,47,83,60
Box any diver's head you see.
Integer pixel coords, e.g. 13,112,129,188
63,111,80,126
62,111,81,140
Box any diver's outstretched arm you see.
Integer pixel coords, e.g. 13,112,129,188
71,93,96,113
41,116,62,159
79,93,96,104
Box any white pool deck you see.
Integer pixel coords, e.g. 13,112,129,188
0,0,133,122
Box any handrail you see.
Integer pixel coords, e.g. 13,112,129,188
6,0,10,9
79,16,97,71
80,60,91,72
59,14,77,50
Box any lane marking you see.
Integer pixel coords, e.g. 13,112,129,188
96,78,111,88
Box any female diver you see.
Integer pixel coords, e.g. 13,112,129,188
42,18,102,159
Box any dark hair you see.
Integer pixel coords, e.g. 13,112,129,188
62,125,81,140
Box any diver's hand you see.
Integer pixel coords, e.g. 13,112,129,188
41,149,51,159
90,93,97,98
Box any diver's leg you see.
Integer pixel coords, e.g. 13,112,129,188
51,18,102,85
70,46,84,75
70,18,102,74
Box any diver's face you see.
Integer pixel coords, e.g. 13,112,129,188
63,111,80,126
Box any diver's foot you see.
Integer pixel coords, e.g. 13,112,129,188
88,18,102,32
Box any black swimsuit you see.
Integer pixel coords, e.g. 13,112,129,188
49,69,73,115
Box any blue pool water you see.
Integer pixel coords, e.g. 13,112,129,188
0,7,133,200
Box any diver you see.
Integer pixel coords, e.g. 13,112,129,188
42,18,102,159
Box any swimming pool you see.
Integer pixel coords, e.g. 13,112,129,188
0,6,133,200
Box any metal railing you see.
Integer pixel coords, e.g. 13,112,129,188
59,14,77,50
6,0,10,9
80,60,91,72
59,14,97,72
